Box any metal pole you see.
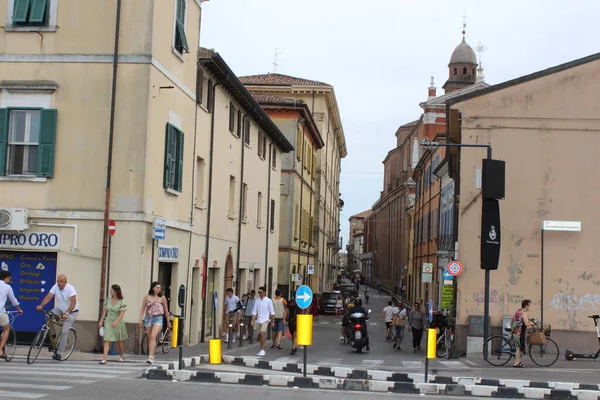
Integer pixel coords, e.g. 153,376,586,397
424,354,429,383
150,239,155,286
540,228,544,328
303,341,307,377
212,296,217,339
483,146,492,343
106,235,112,290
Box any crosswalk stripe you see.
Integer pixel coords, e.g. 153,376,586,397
402,361,424,368
438,360,469,369
1,383,72,391
0,370,120,379
6,376,97,385
361,360,384,365
1,365,144,374
0,390,46,399
272,357,300,363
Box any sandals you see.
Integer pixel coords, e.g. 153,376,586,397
146,356,154,364
118,357,125,362
513,362,524,368
99,360,107,364
270,344,277,349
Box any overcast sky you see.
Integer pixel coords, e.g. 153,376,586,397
200,0,600,249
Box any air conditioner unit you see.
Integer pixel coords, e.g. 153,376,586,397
0,208,29,231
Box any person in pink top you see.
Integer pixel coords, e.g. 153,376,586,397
139,281,171,364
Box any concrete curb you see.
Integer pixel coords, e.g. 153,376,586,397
143,355,600,398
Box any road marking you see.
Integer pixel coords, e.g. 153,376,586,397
1,383,72,391
462,359,479,366
438,360,470,369
0,390,47,399
316,358,343,365
362,360,384,366
272,357,300,363
402,361,424,368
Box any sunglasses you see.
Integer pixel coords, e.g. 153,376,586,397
258,291,264,294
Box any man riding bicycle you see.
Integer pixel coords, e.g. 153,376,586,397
0,271,23,359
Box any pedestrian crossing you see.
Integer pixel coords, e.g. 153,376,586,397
0,358,149,399
266,356,471,370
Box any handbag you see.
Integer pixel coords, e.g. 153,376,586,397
393,314,405,327
284,327,292,340
99,327,105,337
528,331,546,345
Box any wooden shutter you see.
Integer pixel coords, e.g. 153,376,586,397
164,124,175,188
229,103,235,132
196,69,203,104
37,109,57,177
0,109,7,176
13,0,31,23
176,22,189,53
177,0,186,23
176,129,184,192
29,0,47,23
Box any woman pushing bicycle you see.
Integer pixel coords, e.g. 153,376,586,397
139,281,171,364
511,299,534,368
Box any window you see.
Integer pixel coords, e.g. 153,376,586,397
296,127,302,161
229,103,235,132
237,110,242,137
293,203,299,240
0,108,57,177
257,132,266,159
228,176,236,218
270,199,276,231
174,0,189,54
462,67,467,75
243,120,250,145
257,192,263,227
309,216,314,246
271,147,277,169
241,183,248,221
312,153,317,177
196,69,204,105
12,0,49,26
195,157,205,207
163,123,184,191
206,78,213,112
307,145,312,174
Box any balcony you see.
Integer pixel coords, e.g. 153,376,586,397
438,234,454,251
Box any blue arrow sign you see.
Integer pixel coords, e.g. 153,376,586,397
153,228,165,240
443,270,454,281
295,285,313,310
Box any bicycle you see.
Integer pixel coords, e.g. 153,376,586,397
141,314,174,355
2,309,21,362
482,319,559,367
27,309,77,364
436,326,454,359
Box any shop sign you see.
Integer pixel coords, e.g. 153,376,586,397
158,245,179,262
0,232,60,251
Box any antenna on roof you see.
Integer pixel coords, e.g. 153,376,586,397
273,48,282,73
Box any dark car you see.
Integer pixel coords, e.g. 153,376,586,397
318,291,341,314
339,284,358,299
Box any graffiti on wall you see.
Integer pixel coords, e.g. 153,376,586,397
549,292,600,311
472,289,525,306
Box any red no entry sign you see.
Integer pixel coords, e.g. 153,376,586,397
108,220,116,236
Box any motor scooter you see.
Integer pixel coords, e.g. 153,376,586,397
347,309,371,353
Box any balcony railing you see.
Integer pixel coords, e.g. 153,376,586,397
438,234,454,251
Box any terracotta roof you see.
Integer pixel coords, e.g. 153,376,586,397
399,119,420,128
251,93,306,106
240,73,330,87
350,209,373,219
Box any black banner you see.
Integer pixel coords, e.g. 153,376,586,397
481,198,501,270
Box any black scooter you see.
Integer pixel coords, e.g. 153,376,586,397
347,310,371,353
565,315,600,361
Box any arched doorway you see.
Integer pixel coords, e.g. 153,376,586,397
221,248,234,336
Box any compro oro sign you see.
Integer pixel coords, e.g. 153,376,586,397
0,232,60,251
542,220,581,232
157,245,179,262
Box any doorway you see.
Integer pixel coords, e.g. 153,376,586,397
158,262,173,307
190,267,201,343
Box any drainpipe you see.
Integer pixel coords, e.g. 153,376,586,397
297,129,304,285
264,142,274,292
321,111,331,288
99,0,121,329
201,78,226,343
235,113,253,294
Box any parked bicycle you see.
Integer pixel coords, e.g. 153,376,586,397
482,319,559,367
2,308,21,362
436,326,455,359
27,309,77,364
141,313,174,355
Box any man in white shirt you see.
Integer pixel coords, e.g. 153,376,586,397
224,288,241,342
251,286,274,356
37,274,79,360
0,271,23,358
380,300,396,341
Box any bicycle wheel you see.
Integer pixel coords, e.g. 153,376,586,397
436,332,447,358
141,333,149,355
27,329,47,364
483,335,514,366
529,338,559,367
60,328,77,361
161,328,173,354
4,326,16,362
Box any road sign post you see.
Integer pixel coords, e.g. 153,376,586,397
106,220,116,292
295,285,313,377
150,217,166,286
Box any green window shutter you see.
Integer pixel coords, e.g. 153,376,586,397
176,130,184,192
163,124,174,188
176,22,189,53
0,109,7,176
176,0,186,24
29,0,47,23
37,109,57,178
13,0,31,23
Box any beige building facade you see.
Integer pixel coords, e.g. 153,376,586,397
446,52,600,350
241,74,348,293
0,0,291,350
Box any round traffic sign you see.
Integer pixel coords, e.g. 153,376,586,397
442,270,454,280
447,261,463,276
108,220,116,236
295,285,313,310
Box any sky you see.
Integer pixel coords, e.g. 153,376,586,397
200,0,600,249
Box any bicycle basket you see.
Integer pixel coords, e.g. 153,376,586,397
541,324,551,338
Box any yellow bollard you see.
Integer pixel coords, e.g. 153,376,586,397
296,314,313,346
209,339,222,364
171,316,179,348
427,328,437,359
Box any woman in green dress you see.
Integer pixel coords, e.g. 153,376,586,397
98,284,129,364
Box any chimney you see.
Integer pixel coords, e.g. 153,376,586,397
428,76,436,100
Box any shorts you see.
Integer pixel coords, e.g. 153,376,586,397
255,321,269,333
144,314,164,328
0,313,8,327
392,325,405,338
273,318,284,332
385,321,392,329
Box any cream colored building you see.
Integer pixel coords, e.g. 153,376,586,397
241,74,348,293
0,0,291,351
249,94,324,298
446,52,600,351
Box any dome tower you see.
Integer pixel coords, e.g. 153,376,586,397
443,25,478,93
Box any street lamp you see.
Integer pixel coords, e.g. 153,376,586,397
420,137,505,343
